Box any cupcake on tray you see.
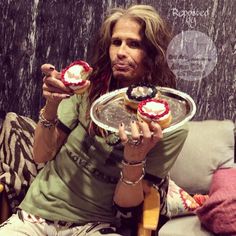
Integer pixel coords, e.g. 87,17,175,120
61,60,92,94
124,82,159,110
137,98,172,129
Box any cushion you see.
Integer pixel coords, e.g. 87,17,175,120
170,120,235,194
196,168,236,234
166,179,199,218
158,215,214,236
0,112,44,213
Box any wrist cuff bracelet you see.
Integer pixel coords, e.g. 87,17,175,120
120,167,145,186
121,159,146,167
39,107,58,128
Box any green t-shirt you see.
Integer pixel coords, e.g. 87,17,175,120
20,93,188,225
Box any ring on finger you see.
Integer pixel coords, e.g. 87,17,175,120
121,139,128,145
128,138,141,146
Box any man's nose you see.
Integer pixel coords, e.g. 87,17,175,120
117,43,127,58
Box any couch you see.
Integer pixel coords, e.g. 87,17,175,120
0,114,235,235
158,120,236,236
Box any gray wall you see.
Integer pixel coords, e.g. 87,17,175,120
0,0,235,122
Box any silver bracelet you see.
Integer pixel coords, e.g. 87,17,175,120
120,167,145,186
39,107,58,129
121,159,146,167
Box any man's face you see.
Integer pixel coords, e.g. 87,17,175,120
109,18,147,87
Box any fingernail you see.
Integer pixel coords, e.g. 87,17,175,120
120,122,123,126
65,95,71,98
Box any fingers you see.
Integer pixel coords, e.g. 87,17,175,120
119,120,140,141
119,120,143,147
130,120,140,140
42,78,72,103
149,121,163,140
41,64,61,79
41,63,73,95
132,120,163,144
41,64,62,81
41,63,74,104
138,120,151,138
43,90,70,102
43,75,72,94
41,64,55,76
119,120,163,147
118,123,128,144
43,83,68,94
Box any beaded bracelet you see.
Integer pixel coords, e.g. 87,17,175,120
39,107,58,129
120,167,145,186
121,159,146,167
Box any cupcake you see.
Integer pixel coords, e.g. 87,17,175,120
124,83,159,110
137,98,172,129
61,60,92,94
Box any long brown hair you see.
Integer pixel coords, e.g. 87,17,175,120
88,4,176,107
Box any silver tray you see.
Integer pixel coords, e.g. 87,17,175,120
90,87,196,134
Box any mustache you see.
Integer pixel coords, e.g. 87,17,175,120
111,59,137,69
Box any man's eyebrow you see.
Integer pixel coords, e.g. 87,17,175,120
127,38,142,42
111,37,142,41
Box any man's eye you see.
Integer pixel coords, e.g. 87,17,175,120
129,41,141,48
111,39,121,46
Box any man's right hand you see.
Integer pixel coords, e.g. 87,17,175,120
41,63,73,104
33,64,72,163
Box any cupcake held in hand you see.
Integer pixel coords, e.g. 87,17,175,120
61,60,92,94
137,98,172,129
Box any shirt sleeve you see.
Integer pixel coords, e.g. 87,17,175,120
57,95,82,131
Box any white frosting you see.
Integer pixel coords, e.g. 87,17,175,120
64,65,87,83
140,101,170,121
131,86,153,97
69,80,88,90
142,101,165,115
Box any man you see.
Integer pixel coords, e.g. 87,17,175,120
0,5,188,235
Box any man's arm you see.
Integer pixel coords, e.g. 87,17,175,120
33,64,74,163
114,164,145,207
114,121,163,207
33,101,68,163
